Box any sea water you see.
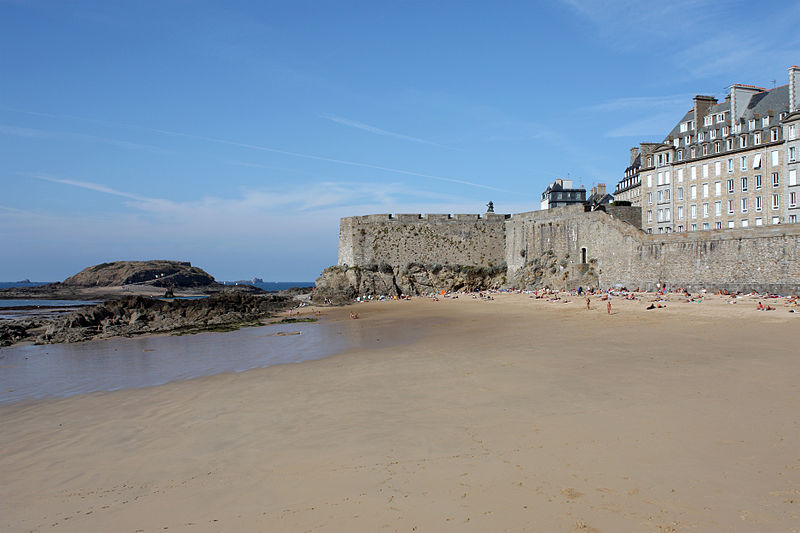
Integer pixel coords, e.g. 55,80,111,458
0,314,424,404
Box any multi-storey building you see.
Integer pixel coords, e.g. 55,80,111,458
621,65,800,234
613,147,641,205
540,178,586,210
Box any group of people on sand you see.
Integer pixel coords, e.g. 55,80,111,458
756,301,775,311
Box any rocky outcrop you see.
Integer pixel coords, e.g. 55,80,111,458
0,293,300,347
63,260,215,288
505,252,599,291
312,263,507,304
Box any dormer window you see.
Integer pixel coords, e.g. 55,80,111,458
779,112,787,120
771,128,779,142
698,131,705,141
716,113,726,123
704,116,713,126
749,119,756,130
677,150,683,161
647,156,653,167
702,144,709,156
673,138,680,148
754,131,762,144
714,141,721,153
739,136,748,148
723,126,729,135
690,147,696,158
680,122,688,133
726,138,734,150
684,135,691,145
762,116,769,127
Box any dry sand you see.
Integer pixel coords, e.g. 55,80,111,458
1,293,799,532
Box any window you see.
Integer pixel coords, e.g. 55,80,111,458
772,194,780,209
677,168,684,182
678,224,684,232
727,199,734,214
755,217,763,226
665,171,671,184
698,132,705,142
691,223,697,231
754,131,762,144
680,122,688,133
678,187,684,201
691,147,696,158
647,156,653,167
741,198,748,213
753,154,762,169
755,174,762,189
691,166,697,180
756,196,762,212
710,129,717,140
657,172,663,186
703,203,709,217
657,190,663,203
704,116,712,126
739,136,748,148
790,191,797,207
715,221,722,229
674,138,680,148
677,206,684,219
665,188,671,201
723,125,729,135
702,183,709,198
771,150,779,166
685,135,691,145
749,119,756,130
702,144,709,156
701,164,708,179
742,219,749,227
728,221,735,228
714,141,721,153
647,174,653,187
677,150,683,161
771,128,779,142
690,204,697,219
716,113,725,123
702,222,709,230
762,116,770,127
726,138,734,150
665,208,671,221
740,156,747,170
789,125,796,140
714,181,721,196
714,201,721,216
690,185,697,199
727,158,733,172
772,216,781,224
714,162,721,177
741,177,748,192
647,192,653,205
773,172,780,187
791,215,797,223
727,179,735,193
790,169,797,186
790,146,797,162
647,210,653,223
658,209,663,222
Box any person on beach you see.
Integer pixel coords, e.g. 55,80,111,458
586,297,591,310
607,300,611,315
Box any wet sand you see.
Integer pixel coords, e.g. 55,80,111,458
1,293,799,532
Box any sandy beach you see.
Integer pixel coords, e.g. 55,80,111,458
2,292,799,532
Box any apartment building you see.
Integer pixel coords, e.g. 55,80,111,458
624,65,800,234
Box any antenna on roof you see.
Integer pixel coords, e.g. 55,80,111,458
771,79,777,88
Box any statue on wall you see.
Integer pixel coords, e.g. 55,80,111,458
486,201,494,213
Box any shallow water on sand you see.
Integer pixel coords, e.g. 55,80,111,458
0,317,419,404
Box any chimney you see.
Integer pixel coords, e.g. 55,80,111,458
630,146,640,166
591,183,606,197
790,65,800,112
730,84,763,122
693,95,717,127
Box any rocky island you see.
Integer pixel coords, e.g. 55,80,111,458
0,260,312,347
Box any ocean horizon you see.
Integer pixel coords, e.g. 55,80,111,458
0,281,315,291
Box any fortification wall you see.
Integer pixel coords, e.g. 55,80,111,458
505,205,800,293
338,213,509,268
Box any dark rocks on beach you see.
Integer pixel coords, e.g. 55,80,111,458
63,260,215,288
1,293,302,347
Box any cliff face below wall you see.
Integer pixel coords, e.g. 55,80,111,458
313,263,507,304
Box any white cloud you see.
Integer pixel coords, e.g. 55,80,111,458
0,123,168,152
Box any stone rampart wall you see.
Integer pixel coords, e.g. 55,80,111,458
338,213,509,268
505,205,800,293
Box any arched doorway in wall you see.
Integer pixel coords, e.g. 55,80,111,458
581,247,587,264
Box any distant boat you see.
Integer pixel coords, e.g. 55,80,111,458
16,279,31,283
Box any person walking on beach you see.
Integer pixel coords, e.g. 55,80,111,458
586,297,591,310
607,300,612,315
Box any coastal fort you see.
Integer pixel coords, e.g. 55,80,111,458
322,66,800,296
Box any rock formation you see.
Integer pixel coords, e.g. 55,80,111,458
63,260,215,288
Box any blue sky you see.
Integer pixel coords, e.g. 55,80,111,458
2,0,799,281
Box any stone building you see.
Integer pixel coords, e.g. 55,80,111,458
540,178,586,210
617,65,800,234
